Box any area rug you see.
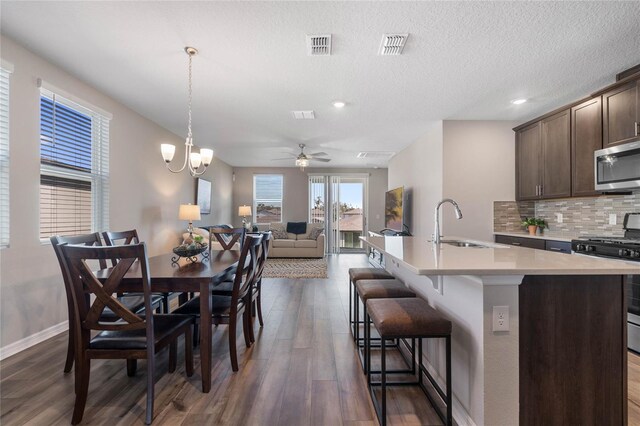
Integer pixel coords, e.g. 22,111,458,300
263,258,328,279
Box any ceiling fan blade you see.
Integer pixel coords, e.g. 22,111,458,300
309,152,328,157
311,157,331,162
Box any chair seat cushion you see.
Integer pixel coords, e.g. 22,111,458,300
211,280,233,294
273,239,295,248
172,295,234,317
356,279,416,301
89,314,194,350
100,293,163,321
367,298,452,338
294,239,317,248
349,267,393,284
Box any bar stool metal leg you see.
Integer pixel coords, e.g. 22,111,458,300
381,338,387,426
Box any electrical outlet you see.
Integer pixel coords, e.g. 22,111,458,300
492,306,509,332
609,214,617,225
556,213,563,223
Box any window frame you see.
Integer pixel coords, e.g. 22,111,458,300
253,174,284,224
0,63,12,249
38,87,110,242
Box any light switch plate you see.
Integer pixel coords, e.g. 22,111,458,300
609,214,617,225
556,213,563,223
492,306,509,332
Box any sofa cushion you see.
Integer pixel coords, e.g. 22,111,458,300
286,222,307,235
294,239,317,248
272,239,295,248
308,227,324,240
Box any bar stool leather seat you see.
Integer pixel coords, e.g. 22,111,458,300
349,268,394,283
368,298,452,337
356,279,415,301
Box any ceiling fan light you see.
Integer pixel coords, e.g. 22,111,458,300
296,158,310,169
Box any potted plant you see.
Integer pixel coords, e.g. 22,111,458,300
521,217,546,236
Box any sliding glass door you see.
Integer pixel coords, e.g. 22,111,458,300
309,174,367,254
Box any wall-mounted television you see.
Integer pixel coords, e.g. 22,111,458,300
384,187,405,232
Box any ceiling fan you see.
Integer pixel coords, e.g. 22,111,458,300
273,144,331,169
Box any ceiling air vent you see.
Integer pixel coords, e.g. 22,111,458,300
379,34,408,56
306,34,332,56
292,110,316,120
356,151,395,159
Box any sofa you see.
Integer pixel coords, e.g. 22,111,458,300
256,222,325,258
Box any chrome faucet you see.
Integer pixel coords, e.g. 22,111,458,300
433,198,463,244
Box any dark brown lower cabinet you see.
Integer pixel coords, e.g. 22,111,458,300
519,275,626,425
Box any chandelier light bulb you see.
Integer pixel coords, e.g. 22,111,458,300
161,144,176,163
190,152,202,169
200,148,214,166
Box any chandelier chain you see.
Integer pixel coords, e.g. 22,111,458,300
187,52,193,142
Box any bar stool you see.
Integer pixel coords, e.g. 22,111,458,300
354,279,416,372
348,268,394,341
366,298,452,426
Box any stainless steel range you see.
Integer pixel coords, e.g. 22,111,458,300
572,213,640,352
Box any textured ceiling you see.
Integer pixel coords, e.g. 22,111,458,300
1,1,640,168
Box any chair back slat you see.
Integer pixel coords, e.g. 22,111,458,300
253,231,272,284
209,227,245,251
61,243,153,335
231,234,262,304
102,229,140,246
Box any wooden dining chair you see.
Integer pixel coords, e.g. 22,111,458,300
174,234,263,371
51,233,162,375
209,226,245,251
103,229,176,313
247,231,272,343
60,242,194,425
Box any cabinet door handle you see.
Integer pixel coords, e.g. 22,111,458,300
535,185,539,196
511,242,522,246
636,121,639,137
539,184,543,197
549,247,563,252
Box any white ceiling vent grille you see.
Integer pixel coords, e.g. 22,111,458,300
292,110,316,120
306,34,332,56
379,34,408,56
356,151,395,159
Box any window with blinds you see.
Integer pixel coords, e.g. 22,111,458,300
309,175,326,224
253,174,283,223
0,66,11,248
39,89,109,240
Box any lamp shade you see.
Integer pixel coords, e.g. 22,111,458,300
238,205,252,217
179,204,201,221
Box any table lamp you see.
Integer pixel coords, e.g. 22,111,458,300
179,203,201,238
238,205,252,229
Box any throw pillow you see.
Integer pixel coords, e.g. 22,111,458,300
287,221,307,234
309,227,324,240
271,229,288,239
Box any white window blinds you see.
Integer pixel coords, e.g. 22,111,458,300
309,175,326,224
39,88,109,239
0,66,11,248
253,174,283,223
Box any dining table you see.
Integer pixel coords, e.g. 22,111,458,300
95,250,240,393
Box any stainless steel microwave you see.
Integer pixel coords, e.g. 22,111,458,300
595,141,640,191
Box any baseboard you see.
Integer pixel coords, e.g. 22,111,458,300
0,321,68,361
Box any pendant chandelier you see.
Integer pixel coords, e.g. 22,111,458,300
160,47,213,177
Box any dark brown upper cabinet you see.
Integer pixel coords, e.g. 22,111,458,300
571,97,602,197
516,122,541,201
516,110,571,201
602,79,640,147
541,110,571,199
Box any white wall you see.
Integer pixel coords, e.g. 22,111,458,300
442,121,517,241
0,36,233,350
388,121,443,239
231,166,388,232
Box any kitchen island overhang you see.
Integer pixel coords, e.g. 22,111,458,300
361,236,638,426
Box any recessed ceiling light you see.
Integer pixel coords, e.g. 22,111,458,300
332,101,346,108
511,98,527,105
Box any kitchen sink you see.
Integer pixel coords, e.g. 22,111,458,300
441,240,493,248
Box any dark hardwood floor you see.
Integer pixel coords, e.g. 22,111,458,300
0,254,442,425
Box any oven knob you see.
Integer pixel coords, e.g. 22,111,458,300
619,249,630,257
586,245,596,252
576,244,586,252
632,251,640,259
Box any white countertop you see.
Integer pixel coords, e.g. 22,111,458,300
493,232,575,243
361,236,640,276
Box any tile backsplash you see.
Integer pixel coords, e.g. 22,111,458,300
494,191,640,238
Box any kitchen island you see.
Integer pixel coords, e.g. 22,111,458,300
360,236,639,426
